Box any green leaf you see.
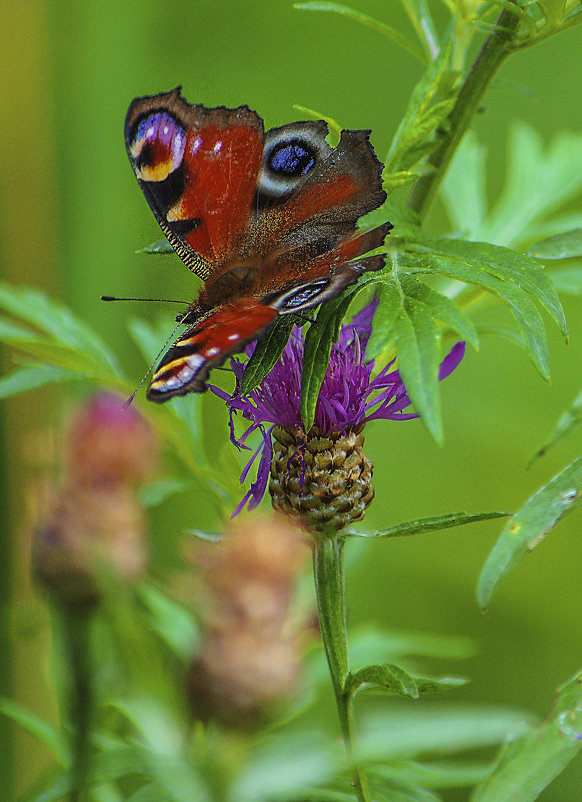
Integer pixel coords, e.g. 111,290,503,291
417,238,566,335
477,457,582,609
240,315,296,394
232,732,339,801
531,386,582,462
472,668,582,802
440,130,487,240
138,479,195,507
300,291,355,431
0,282,120,373
363,198,421,241
549,265,582,295
347,510,509,539
138,583,199,660
0,364,76,398
385,38,454,173
346,663,466,700
366,272,443,443
0,698,68,764
527,228,582,259
357,708,529,763
484,124,582,248
399,240,566,379
293,2,425,62
373,759,491,790
136,239,174,254
292,104,342,144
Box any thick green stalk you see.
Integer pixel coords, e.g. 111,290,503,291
62,608,93,802
313,534,370,802
407,5,522,219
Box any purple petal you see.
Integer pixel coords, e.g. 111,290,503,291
438,342,466,380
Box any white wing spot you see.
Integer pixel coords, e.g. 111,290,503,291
213,140,223,154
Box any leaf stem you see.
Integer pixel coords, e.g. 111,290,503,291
313,534,370,802
407,5,521,219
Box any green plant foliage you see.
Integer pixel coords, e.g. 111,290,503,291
477,456,582,608
472,669,582,801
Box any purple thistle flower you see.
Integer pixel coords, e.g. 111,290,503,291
210,299,465,515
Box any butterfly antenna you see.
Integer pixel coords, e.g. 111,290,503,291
124,317,186,409
101,294,189,305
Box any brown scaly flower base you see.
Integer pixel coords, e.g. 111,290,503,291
269,425,374,533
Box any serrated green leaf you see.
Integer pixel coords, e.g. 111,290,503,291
399,245,556,379
531,386,582,462
404,275,478,347
0,364,76,398
477,457,582,609
548,265,582,295
527,228,582,259
293,2,425,62
366,269,444,443
417,239,566,335
136,239,174,254
472,668,582,802
347,510,509,539
240,316,295,394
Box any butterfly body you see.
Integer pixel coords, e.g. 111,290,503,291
124,88,391,401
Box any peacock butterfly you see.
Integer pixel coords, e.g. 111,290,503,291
124,87,391,401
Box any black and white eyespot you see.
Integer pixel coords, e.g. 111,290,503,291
257,121,332,200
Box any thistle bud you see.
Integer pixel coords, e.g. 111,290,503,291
34,394,155,607
188,514,308,728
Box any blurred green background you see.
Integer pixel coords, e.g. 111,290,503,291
2,1,581,799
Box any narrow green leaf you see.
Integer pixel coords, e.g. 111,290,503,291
385,38,453,172
363,198,421,241
240,316,296,394
183,528,223,543
0,698,68,764
136,239,174,254
440,130,487,239
357,709,529,763
0,364,76,398
293,2,425,62
549,265,582,295
138,583,199,660
527,228,582,259
531,386,582,462
138,479,194,507
292,104,342,144
300,293,354,431
0,282,120,372
348,510,509,539
472,669,582,802
346,663,466,700
477,457,582,609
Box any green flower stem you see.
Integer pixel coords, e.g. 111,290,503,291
313,533,370,802
62,607,93,802
407,4,521,219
